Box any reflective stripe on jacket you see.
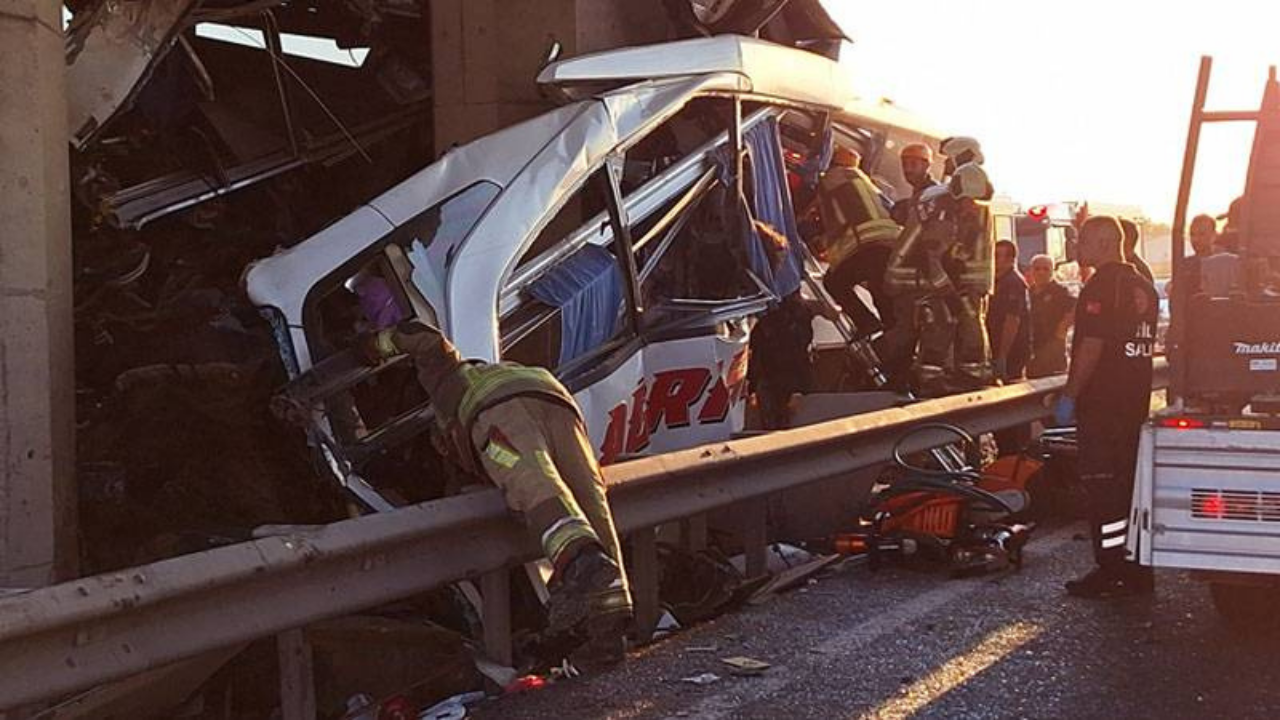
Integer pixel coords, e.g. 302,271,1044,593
818,167,902,267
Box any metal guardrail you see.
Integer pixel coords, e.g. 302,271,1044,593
0,365,1167,710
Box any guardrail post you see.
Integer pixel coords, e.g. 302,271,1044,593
630,527,660,643
481,569,513,666
277,628,316,720
742,499,768,578
680,515,708,552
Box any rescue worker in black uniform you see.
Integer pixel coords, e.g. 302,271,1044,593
1055,216,1158,598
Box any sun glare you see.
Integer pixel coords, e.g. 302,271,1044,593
828,1,1280,225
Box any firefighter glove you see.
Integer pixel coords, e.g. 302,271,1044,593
356,329,398,366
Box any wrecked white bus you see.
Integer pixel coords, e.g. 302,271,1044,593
245,36,944,511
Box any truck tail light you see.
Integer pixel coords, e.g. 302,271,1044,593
1196,492,1227,519
1159,417,1206,430
1192,489,1280,522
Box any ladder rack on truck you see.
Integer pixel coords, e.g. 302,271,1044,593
1129,58,1280,627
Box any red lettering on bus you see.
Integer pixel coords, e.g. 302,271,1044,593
647,367,712,432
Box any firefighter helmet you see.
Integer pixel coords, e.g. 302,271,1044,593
950,163,994,201
832,145,861,168
940,136,985,166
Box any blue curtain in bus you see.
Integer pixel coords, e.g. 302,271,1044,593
711,143,775,293
529,244,623,366
744,116,806,299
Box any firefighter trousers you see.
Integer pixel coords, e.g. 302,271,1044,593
915,292,991,394
874,293,925,389
1077,411,1144,569
823,244,895,337
470,397,632,610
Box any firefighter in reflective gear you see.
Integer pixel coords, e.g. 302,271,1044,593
363,321,632,651
816,145,903,338
878,143,941,384
885,136,996,395
891,143,939,226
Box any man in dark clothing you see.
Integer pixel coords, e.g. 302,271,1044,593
1026,253,1075,378
1055,216,1158,599
988,240,1031,382
1181,213,1218,297
749,291,817,429
750,221,836,428
1120,218,1155,284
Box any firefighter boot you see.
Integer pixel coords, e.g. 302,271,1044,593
547,544,629,636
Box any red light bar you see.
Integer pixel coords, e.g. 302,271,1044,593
1159,417,1206,430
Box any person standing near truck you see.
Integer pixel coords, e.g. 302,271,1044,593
987,240,1031,383
1178,214,1218,297
1026,254,1075,378
1055,216,1158,598
1120,218,1155,284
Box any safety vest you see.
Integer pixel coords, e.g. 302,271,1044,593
817,167,902,267
953,200,996,295
435,362,580,433
885,191,995,297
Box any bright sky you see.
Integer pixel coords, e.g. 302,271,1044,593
826,1,1280,224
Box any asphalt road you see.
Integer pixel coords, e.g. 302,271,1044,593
475,524,1280,719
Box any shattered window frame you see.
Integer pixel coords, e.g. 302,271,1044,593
500,167,632,377
499,100,779,375
300,181,502,362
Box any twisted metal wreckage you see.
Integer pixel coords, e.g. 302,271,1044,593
51,1,1006,716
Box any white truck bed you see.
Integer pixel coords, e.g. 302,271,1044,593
1130,421,1280,576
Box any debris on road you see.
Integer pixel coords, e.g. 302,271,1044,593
680,673,722,686
720,656,771,677
685,645,719,654
730,543,815,576
653,611,683,641
418,691,487,720
749,554,843,605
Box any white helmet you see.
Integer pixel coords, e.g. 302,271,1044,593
940,136,985,166
950,163,993,201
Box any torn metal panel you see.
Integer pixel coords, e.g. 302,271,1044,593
243,101,588,345
100,103,427,229
66,0,201,150
536,35,856,110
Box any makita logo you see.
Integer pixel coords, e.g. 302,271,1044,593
1234,342,1280,355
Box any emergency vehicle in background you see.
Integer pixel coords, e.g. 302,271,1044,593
992,200,1148,283
245,36,945,512
1128,60,1280,626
